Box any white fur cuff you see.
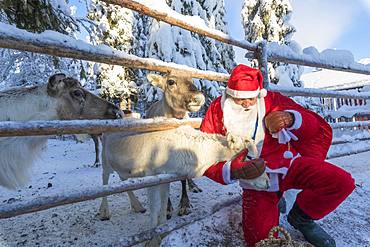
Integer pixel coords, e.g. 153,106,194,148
285,110,302,130
222,161,237,184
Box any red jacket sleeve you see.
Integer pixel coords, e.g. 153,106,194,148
200,98,229,184
268,92,332,160
203,161,227,185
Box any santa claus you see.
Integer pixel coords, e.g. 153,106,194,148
200,64,355,247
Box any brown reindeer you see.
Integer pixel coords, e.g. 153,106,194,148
0,73,123,189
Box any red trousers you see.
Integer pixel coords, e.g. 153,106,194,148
242,157,355,247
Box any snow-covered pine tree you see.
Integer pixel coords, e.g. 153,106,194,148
88,0,138,109
0,0,86,89
147,0,236,115
241,0,303,87
130,12,152,114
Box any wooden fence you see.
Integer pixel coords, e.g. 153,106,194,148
1,0,370,245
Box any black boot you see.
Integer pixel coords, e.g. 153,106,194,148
287,203,336,247
278,196,287,214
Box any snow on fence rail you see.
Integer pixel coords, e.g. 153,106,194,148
0,174,187,219
1,23,370,100
0,23,228,82
114,195,241,246
0,118,369,138
331,120,370,129
104,0,370,76
0,118,202,137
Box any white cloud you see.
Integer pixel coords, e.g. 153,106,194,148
290,0,358,51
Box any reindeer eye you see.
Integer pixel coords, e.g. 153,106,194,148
167,79,176,86
71,89,84,98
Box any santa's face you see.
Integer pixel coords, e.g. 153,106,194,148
232,97,257,111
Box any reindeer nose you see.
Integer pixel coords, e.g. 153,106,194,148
114,109,124,119
191,94,205,106
107,105,124,119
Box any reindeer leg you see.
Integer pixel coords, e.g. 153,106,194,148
116,174,146,213
127,191,146,213
178,180,191,216
187,178,202,193
145,184,168,247
91,135,101,167
167,197,173,219
99,169,111,220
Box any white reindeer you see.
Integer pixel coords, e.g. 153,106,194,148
0,73,123,189
146,73,206,217
100,126,270,247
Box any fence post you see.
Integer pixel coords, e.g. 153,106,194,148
256,40,270,89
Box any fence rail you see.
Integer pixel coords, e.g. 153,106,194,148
1,24,370,100
0,118,202,137
0,118,368,137
0,174,187,219
104,0,370,76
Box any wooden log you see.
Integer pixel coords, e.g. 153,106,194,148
269,85,370,100
0,25,229,82
268,51,370,76
328,145,370,159
0,118,202,137
0,118,368,138
0,174,188,219
331,120,370,129
103,0,258,52
104,0,370,76
332,137,370,145
1,25,370,100
112,196,241,246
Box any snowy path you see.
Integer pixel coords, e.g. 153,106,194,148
0,138,369,247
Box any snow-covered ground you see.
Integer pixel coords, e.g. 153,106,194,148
0,137,369,247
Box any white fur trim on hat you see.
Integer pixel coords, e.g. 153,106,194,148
259,88,267,98
226,87,260,98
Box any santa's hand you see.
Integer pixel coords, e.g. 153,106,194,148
264,111,294,134
230,150,266,180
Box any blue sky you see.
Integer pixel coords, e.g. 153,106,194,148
225,0,370,62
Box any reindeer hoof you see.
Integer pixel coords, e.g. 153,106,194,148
92,162,101,168
98,205,111,220
98,212,111,221
178,204,192,216
133,207,146,214
167,205,173,220
178,207,191,216
188,180,202,193
145,236,161,247
189,185,202,193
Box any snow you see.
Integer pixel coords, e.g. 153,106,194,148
268,42,370,75
325,104,370,119
301,68,370,90
1,1,370,246
0,135,369,247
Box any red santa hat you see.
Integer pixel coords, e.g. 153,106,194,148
226,64,267,98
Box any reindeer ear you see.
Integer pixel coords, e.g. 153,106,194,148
146,73,165,90
47,73,66,96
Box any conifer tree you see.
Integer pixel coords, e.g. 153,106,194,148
0,0,86,89
241,0,303,87
147,0,236,115
88,0,138,109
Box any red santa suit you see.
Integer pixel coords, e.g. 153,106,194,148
200,65,355,247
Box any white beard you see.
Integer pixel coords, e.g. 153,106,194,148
222,96,258,142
